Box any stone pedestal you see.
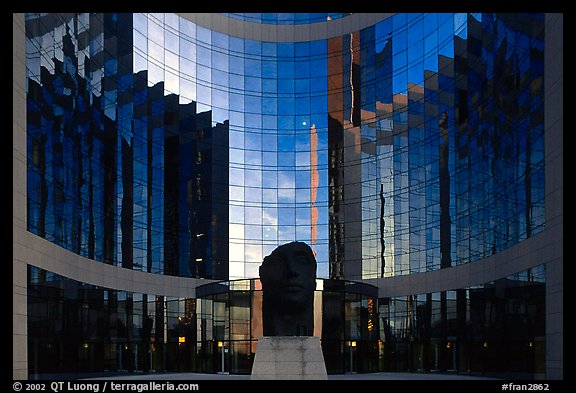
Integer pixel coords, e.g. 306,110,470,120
250,336,328,380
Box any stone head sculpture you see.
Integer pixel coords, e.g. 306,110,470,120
259,241,317,336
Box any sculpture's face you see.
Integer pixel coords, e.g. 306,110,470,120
259,242,317,313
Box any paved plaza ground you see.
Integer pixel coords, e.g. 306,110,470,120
76,371,499,380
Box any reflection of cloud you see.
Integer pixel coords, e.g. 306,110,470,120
229,185,244,201
229,223,244,241
229,168,244,186
244,244,262,263
244,151,262,166
277,171,295,189
244,206,261,224
229,243,244,262
316,263,329,279
229,262,244,279
246,171,262,184
278,187,295,201
244,263,260,279
295,138,310,153
277,172,295,202
262,189,277,203
278,226,296,242
262,209,278,226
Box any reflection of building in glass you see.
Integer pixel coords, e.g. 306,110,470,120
14,13,562,379
26,14,229,279
379,265,546,373
194,278,379,374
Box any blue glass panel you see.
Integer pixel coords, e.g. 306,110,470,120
245,76,261,92
262,60,277,78
278,78,294,94
295,61,310,78
244,95,261,114
196,24,211,44
262,97,277,115
262,42,277,57
211,30,228,49
245,39,261,55
229,36,244,53
278,61,295,78
454,13,468,39
262,79,277,95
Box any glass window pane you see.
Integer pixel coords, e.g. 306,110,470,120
262,208,278,226
212,51,229,72
148,40,164,62
180,37,195,60
278,171,295,192
263,188,277,203
134,13,147,34
245,186,262,202
148,15,164,44
245,206,261,225
262,170,277,188
165,30,179,54
134,30,147,52
262,151,278,169
212,30,229,49
197,25,211,44
179,16,196,38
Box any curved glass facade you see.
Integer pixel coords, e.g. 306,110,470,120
25,12,545,282
27,268,380,375
20,12,555,378
26,265,544,376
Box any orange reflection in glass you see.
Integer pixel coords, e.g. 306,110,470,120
310,124,319,246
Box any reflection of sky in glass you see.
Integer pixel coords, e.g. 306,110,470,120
141,13,332,279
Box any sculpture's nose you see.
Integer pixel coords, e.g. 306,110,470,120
285,254,299,278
